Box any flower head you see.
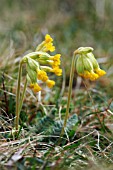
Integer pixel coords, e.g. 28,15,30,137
43,34,55,52
46,79,55,88
25,34,62,92
75,47,106,81
44,42,55,52
37,70,48,82
51,67,62,76
45,34,53,43
50,54,61,67
95,68,106,76
30,83,42,92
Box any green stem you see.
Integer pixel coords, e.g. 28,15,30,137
59,50,78,141
15,60,23,131
19,78,27,113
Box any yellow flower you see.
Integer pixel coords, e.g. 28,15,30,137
50,54,61,67
50,60,61,68
45,42,55,52
30,83,42,92
95,68,106,77
80,71,99,81
33,83,42,92
51,54,61,62
29,83,34,88
46,79,55,88
89,72,99,81
45,34,53,43
52,67,62,76
37,70,48,82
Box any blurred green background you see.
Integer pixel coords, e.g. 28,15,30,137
1,0,113,56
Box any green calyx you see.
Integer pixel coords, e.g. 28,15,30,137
82,55,93,71
27,58,39,71
77,47,93,54
76,55,84,74
87,52,99,69
26,64,37,83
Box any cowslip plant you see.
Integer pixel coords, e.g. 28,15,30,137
60,47,106,138
15,34,62,131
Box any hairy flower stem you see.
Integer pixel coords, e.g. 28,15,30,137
15,60,23,131
19,78,27,113
59,50,78,142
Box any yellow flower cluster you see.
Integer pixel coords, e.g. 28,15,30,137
26,34,62,93
37,70,48,82
75,47,106,81
80,70,99,81
30,83,42,92
50,54,62,76
95,68,106,77
44,34,55,52
37,69,55,88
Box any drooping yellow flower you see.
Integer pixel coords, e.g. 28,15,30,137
95,68,106,77
51,67,62,76
42,34,55,52
50,54,61,67
30,83,42,92
46,79,55,88
45,34,53,43
80,70,99,81
33,83,42,92
50,60,61,68
37,70,48,82
51,54,61,62
44,42,55,52
75,47,106,81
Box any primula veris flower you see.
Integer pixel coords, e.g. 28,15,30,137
30,83,42,92
51,54,61,62
95,68,106,76
75,47,106,81
45,34,53,43
44,42,55,52
37,70,48,82
50,54,61,67
46,80,55,88
25,34,62,92
52,67,62,76
43,34,55,52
